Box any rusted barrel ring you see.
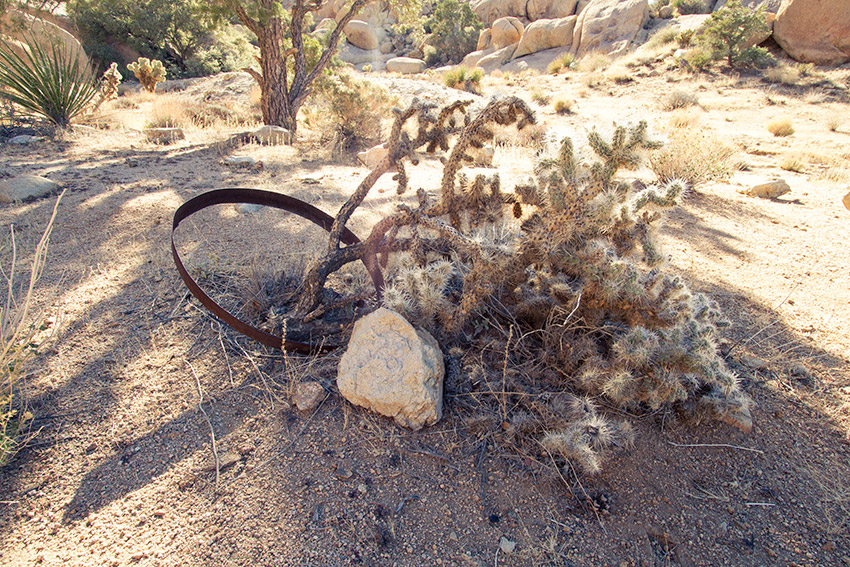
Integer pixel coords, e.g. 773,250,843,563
171,188,384,354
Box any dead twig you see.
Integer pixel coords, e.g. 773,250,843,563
668,441,764,454
186,359,220,489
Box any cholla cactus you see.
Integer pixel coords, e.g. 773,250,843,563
127,57,165,93
91,62,122,111
293,97,751,476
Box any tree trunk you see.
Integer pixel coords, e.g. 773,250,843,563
256,18,297,135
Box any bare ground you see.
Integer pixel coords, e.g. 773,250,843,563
1,60,849,567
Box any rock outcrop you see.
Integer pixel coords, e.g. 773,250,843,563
338,308,444,431
513,16,578,59
1,9,89,67
773,0,850,66
471,0,529,26
571,0,649,57
491,17,524,49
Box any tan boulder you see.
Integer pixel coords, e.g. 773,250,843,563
470,0,528,27
338,308,445,431
527,0,580,20
774,0,850,65
477,28,493,50
491,17,524,49
343,19,379,51
477,44,518,70
842,191,850,212
2,9,89,69
463,47,496,68
385,56,426,74
571,0,649,57
744,179,791,199
0,175,59,203
513,16,578,59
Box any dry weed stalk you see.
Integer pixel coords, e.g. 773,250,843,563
1,191,63,465
288,97,750,475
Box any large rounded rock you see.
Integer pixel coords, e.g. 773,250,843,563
571,0,649,57
470,0,528,27
527,0,580,20
491,17,524,49
513,15,578,59
774,0,850,65
338,308,445,431
0,175,59,203
386,57,426,74
344,19,380,51
478,44,517,70
2,10,89,69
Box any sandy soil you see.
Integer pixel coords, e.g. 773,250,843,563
1,54,849,567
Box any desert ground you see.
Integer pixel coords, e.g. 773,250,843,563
1,48,849,567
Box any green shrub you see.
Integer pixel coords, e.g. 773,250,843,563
70,0,211,78
127,57,166,92
443,66,484,94
425,0,483,64
1,193,62,467
673,0,711,14
696,0,774,69
183,23,257,78
0,35,99,128
320,72,393,156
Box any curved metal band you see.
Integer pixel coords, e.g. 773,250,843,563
171,188,383,354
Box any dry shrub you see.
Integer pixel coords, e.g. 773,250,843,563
581,71,605,88
553,97,573,115
660,89,700,111
605,67,634,84
650,127,736,187
767,118,794,137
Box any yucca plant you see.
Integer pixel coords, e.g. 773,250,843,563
0,35,98,128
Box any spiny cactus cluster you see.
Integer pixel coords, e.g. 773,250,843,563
127,57,165,93
92,62,122,111
294,97,750,475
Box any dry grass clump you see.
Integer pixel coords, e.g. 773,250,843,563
650,127,736,187
581,72,605,88
826,111,844,132
780,154,805,173
605,67,634,84
146,94,191,129
444,66,484,94
660,89,700,111
553,97,574,115
767,118,794,137
764,64,801,86
1,193,62,466
645,27,679,50
547,53,578,74
577,53,611,73
666,107,702,129
530,89,551,106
